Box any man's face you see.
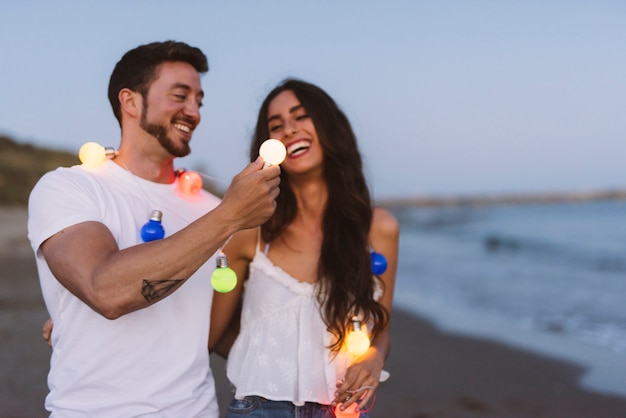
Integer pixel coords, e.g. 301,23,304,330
140,61,204,157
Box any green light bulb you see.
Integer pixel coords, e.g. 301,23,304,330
211,254,237,293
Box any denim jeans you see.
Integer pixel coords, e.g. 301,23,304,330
225,396,371,418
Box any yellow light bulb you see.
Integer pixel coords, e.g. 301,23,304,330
79,142,106,167
346,317,370,357
78,142,116,167
259,138,286,167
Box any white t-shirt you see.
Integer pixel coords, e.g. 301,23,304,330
28,160,221,417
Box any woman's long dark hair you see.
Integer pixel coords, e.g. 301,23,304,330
250,79,388,353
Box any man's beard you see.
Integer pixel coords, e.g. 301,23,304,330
140,107,191,158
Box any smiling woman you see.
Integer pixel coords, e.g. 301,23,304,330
209,79,400,418
267,91,318,164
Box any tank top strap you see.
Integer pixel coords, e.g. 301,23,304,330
256,228,270,256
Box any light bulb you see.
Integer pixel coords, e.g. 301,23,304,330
177,169,203,195
211,254,237,293
79,142,116,167
334,402,360,418
371,250,388,275
259,138,286,167
346,316,370,357
141,210,165,242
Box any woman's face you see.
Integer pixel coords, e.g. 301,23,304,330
266,90,323,175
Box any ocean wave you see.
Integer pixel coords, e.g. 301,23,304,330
480,233,626,274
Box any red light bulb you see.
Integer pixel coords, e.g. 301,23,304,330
177,169,203,195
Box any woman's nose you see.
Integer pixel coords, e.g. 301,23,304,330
284,122,297,137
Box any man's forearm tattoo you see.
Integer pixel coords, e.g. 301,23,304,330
142,279,182,303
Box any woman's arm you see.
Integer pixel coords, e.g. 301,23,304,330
333,207,400,412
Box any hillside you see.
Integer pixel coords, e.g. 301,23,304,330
0,135,225,207
0,136,79,206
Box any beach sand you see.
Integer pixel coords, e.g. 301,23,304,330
1,207,625,418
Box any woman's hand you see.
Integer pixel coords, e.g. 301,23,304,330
42,318,53,348
332,346,385,413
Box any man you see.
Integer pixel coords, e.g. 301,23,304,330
28,41,280,417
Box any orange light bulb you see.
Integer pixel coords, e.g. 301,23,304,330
334,402,360,418
346,317,370,357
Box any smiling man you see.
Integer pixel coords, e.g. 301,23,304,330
27,41,281,417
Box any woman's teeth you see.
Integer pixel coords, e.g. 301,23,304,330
287,140,310,156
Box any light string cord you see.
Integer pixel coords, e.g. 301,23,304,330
217,234,233,256
345,385,376,394
332,385,377,414
122,162,195,226
123,162,235,262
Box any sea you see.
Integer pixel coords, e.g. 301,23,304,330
389,198,626,397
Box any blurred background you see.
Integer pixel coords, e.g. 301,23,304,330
1,1,625,416
1,0,625,198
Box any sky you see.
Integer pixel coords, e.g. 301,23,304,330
1,1,625,200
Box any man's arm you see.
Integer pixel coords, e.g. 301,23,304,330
41,159,280,319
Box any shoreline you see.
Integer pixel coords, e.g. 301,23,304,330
209,307,626,418
1,207,626,417
376,189,626,209
394,292,626,399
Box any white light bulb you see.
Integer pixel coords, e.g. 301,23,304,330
78,142,116,167
79,142,106,167
259,139,286,167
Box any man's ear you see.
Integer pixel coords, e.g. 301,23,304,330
119,88,141,119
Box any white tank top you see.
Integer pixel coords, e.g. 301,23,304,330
226,241,351,405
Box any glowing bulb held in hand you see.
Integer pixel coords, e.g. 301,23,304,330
334,402,360,418
79,141,116,167
346,316,370,357
176,169,203,195
371,250,388,275
259,139,286,168
211,254,237,293
141,210,165,242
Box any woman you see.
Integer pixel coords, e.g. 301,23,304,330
209,79,399,417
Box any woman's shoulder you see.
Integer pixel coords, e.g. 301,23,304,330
371,207,399,238
224,227,259,261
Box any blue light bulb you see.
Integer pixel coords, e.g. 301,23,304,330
371,250,388,275
141,210,165,242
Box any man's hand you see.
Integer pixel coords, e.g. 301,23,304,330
219,157,281,230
